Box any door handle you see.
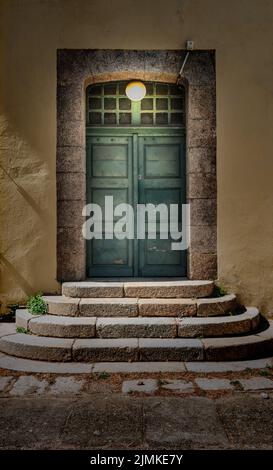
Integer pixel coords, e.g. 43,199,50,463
138,174,142,180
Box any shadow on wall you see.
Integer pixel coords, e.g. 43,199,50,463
0,253,33,297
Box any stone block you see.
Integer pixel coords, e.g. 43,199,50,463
138,298,197,317
188,118,216,148
190,225,217,253
29,315,96,338
96,317,177,338
187,146,216,174
189,198,217,226
0,334,73,361
56,146,85,173
124,280,214,299
189,253,217,280
139,338,203,361
57,172,85,201
188,173,216,199
57,199,85,228
72,338,138,362
79,298,138,317
63,282,124,298
57,119,85,147
44,296,80,316
16,310,36,330
197,294,237,316
188,85,216,120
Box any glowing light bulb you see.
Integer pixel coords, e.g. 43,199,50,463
125,81,146,101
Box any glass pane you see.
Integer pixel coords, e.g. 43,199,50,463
89,98,101,110
119,82,127,95
119,113,131,125
119,98,131,110
89,112,101,125
104,113,116,124
141,113,153,125
171,98,184,110
170,113,184,125
156,84,168,95
141,98,153,110
156,98,168,110
156,113,168,125
104,98,116,110
91,85,102,96
169,84,181,95
104,84,117,95
145,83,153,95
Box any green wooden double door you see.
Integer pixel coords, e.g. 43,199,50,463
86,129,186,277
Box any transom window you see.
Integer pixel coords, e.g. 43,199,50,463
86,81,185,127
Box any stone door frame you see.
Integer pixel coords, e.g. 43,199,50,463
56,50,217,281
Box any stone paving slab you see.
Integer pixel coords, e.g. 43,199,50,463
0,323,16,337
238,377,273,390
216,394,273,448
195,378,234,390
122,379,158,394
93,361,186,373
48,377,85,395
0,398,74,449
185,357,273,372
0,353,93,373
144,397,229,448
9,376,48,396
0,394,273,448
60,396,143,448
0,376,13,392
161,379,194,392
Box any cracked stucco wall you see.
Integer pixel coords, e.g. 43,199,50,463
0,0,273,315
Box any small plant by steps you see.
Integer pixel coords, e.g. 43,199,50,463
27,293,47,315
16,327,28,334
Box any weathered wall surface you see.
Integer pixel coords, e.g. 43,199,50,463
0,0,272,314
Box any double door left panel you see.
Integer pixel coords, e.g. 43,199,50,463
86,135,134,277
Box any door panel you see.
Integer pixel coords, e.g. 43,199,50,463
86,135,134,277
86,131,186,277
138,135,186,277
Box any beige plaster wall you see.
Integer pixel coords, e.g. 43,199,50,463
0,0,273,314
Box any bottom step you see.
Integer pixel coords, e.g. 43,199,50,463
0,322,273,362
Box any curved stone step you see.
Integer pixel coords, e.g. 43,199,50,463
123,280,214,298
16,309,258,339
16,310,96,338
0,333,73,361
1,321,272,362
196,294,237,316
62,280,214,299
178,307,260,337
203,322,273,361
43,294,236,318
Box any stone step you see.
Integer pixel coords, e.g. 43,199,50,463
1,321,272,362
44,293,236,318
62,280,214,299
177,307,260,338
16,307,259,339
16,310,96,338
